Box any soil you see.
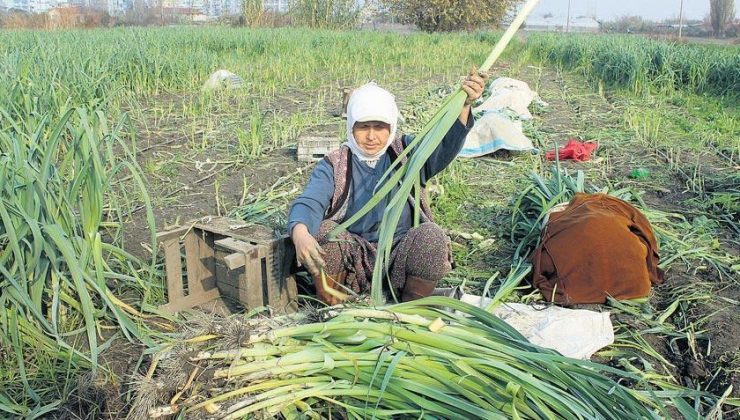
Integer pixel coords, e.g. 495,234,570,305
123,146,301,260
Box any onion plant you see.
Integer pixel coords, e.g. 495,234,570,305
140,297,721,419
0,105,157,413
526,33,740,97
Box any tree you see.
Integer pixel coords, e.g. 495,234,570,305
288,0,362,29
382,0,522,32
710,0,735,37
242,0,268,27
601,15,652,34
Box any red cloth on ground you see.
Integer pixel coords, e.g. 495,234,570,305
545,139,598,161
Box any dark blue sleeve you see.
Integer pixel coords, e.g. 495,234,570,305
404,111,474,185
287,160,335,237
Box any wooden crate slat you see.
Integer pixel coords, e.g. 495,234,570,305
298,136,340,144
297,136,342,162
223,252,245,270
265,237,298,313
281,239,298,312
215,237,255,253
156,226,190,243
184,230,216,296
162,238,184,301
160,288,221,314
281,276,299,312
244,246,265,309
300,146,336,153
214,250,237,293
196,217,273,243
264,243,282,308
198,219,241,238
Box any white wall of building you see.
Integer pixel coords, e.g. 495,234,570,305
1,0,296,17
1,0,131,14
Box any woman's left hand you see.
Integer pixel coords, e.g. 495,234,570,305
462,68,488,106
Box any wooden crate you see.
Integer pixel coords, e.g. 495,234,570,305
297,136,343,162
157,217,297,314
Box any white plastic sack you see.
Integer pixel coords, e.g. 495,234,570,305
461,295,614,360
474,77,548,120
458,110,535,158
202,69,244,91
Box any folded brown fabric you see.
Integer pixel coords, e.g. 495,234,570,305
531,193,664,305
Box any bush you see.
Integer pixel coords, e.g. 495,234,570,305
527,34,740,97
288,0,362,29
382,0,521,32
0,11,47,28
601,15,654,34
237,0,290,27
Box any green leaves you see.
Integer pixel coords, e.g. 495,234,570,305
369,91,468,302
0,107,156,408
146,296,719,419
528,33,740,97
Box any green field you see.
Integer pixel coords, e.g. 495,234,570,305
1,27,738,418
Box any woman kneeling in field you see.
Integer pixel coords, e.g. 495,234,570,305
288,71,486,305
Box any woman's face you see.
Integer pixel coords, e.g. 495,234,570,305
352,121,391,155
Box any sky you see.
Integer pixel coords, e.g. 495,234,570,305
529,0,712,22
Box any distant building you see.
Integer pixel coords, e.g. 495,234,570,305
4,0,30,12
222,0,238,15
106,0,130,15
29,0,50,12
1,0,293,19
189,0,289,18
161,0,215,21
526,14,600,33
1,0,132,14
262,0,286,13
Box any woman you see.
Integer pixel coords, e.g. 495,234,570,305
288,70,486,304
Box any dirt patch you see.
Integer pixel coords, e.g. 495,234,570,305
119,88,331,260
123,148,301,260
55,337,147,419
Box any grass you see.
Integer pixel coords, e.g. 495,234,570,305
390,35,739,410
0,27,494,119
433,51,739,408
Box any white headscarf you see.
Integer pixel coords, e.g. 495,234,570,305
345,82,399,168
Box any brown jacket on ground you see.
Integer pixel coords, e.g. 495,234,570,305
531,193,664,305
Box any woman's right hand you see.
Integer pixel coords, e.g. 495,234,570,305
291,224,326,279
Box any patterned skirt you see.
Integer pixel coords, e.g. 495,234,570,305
317,220,452,295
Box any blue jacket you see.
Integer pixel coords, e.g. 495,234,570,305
288,117,473,242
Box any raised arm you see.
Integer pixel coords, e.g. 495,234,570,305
416,69,487,183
